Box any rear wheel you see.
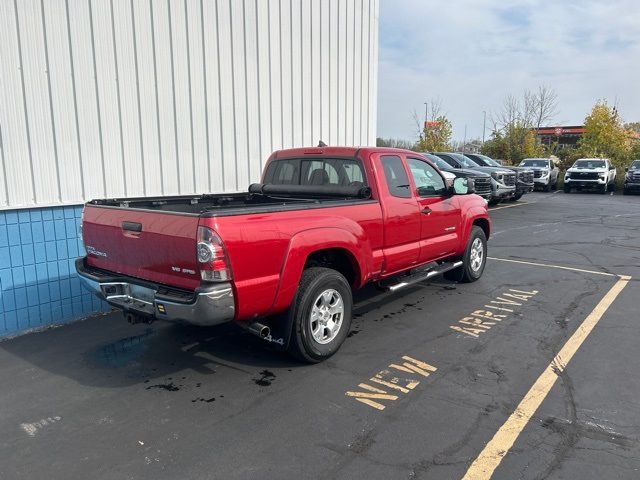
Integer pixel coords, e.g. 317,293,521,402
444,226,487,283
287,267,352,363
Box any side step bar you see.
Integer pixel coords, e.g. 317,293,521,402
381,260,463,292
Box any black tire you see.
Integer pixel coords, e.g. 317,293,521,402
623,188,629,195
287,267,352,363
608,182,615,192
552,180,557,191
543,182,550,192
444,226,487,283
488,198,500,207
600,184,607,194
563,185,571,193
512,192,523,201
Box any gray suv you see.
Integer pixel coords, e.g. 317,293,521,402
433,152,517,206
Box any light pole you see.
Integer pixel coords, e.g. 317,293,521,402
482,110,487,144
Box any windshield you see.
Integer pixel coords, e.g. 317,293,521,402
520,159,549,168
467,153,502,167
478,155,501,167
573,160,606,169
629,160,640,170
454,154,480,168
424,154,451,171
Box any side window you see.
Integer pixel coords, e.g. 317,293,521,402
407,158,447,197
381,155,411,198
265,159,299,184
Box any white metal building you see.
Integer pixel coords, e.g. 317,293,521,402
0,0,380,336
0,0,379,208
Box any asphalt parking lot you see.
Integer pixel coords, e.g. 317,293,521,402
1,191,639,480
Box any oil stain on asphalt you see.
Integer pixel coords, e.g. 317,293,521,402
253,369,276,386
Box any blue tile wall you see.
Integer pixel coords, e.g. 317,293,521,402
0,206,110,337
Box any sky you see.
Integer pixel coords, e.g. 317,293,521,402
376,0,640,142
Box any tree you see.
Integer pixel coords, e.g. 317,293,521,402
410,98,453,152
576,101,632,168
415,116,453,152
485,86,556,164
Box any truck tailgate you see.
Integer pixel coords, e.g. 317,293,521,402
82,206,201,291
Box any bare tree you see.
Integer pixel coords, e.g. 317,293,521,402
530,85,558,129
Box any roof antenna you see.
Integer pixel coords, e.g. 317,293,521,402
317,140,327,147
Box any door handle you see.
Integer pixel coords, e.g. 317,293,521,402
421,207,432,215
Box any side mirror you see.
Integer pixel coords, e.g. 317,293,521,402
453,177,474,195
609,166,615,171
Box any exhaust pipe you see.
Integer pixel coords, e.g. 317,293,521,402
243,321,271,339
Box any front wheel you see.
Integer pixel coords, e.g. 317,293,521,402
488,198,500,207
444,226,487,283
564,184,571,193
513,192,523,201
600,184,608,194
287,267,352,363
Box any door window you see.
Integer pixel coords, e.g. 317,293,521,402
381,155,411,198
407,158,447,197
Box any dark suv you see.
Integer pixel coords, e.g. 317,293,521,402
624,160,640,195
465,153,534,201
423,153,493,201
433,152,517,206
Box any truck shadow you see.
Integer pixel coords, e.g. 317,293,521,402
0,280,446,389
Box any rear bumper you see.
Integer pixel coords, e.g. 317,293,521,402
75,257,235,326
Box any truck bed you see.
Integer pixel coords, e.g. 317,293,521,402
87,184,372,217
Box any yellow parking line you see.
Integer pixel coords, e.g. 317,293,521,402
462,275,630,480
487,256,622,278
488,202,529,211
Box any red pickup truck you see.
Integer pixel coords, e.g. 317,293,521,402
77,147,491,362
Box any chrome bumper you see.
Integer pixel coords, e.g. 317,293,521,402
76,258,235,326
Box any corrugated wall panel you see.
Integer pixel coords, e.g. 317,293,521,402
68,0,105,201
0,0,379,209
92,0,126,198
201,0,223,192
132,0,163,196
186,0,210,194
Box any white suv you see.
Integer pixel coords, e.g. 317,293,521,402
564,158,616,194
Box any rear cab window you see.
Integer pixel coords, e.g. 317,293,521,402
263,158,368,187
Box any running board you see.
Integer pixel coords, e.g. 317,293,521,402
381,261,463,292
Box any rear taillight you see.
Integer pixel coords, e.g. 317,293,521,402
197,226,232,282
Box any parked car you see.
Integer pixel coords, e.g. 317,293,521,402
465,153,534,201
422,153,493,202
77,147,491,363
623,160,640,195
518,158,559,191
433,152,517,206
564,158,616,194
